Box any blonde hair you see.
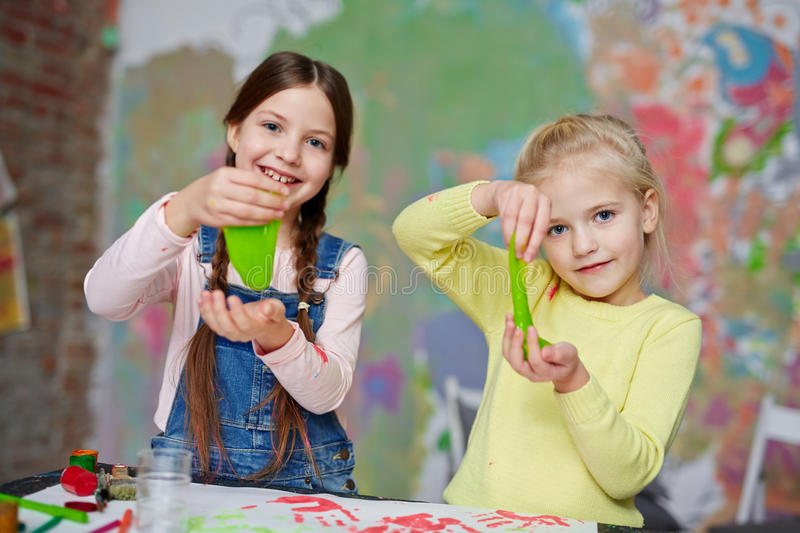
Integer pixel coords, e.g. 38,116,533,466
513,113,668,284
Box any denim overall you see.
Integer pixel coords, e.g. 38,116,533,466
151,225,358,493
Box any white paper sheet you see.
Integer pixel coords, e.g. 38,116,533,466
17,482,597,532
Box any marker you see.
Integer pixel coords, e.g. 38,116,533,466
0,493,88,524
118,509,133,533
30,516,61,533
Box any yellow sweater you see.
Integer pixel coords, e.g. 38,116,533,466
392,182,701,527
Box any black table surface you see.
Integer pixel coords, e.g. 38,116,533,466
0,463,674,533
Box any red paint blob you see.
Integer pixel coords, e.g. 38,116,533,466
65,501,98,512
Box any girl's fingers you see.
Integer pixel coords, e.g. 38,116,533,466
523,326,559,381
198,291,222,332
226,295,253,332
217,209,284,227
525,325,541,359
514,194,539,259
247,298,278,324
503,315,542,381
226,182,289,211
500,192,524,250
261,298,285,322
203,169,291,226
541,342,578,378
540,343,561,364
507,328,528,373
209,290,239,335
501,313,515,356
501,320,557,383
496,182,550,259
196,290,291,343
525,195,551,262
207,195,285,226
223,167,291,196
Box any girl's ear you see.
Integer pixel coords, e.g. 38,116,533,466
642,188,659,234
226,123,240,154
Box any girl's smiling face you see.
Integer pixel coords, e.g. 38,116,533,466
538,158,659,306
226,85,336,220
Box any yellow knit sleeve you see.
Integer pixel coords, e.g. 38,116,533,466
393,182,509,333
554,315,702,500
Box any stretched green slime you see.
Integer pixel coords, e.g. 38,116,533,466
509,232,552,360
223,220,281,290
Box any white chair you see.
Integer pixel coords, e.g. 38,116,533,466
736,395,800,524
444,375,483,471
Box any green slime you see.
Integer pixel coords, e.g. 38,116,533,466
509,232,552,360
223,220,281,290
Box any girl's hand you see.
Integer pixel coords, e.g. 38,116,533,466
198,290,294,352
165,167,291,237
472,181,550,262
501,313,589,393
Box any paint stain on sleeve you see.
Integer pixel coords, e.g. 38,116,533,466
313,344,328,363
548,282,559,301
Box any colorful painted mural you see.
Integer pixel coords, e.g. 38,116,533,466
94,0,799,528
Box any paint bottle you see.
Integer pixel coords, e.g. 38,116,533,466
60,466,98,497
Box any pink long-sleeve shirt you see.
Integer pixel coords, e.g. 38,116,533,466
84,193,368,431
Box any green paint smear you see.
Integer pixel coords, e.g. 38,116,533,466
747,236,767,273
710,119,792,180
100,26,118,49
187,516,206,530
187,514,278,533
438,429,451,452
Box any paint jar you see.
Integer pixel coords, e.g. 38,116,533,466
136,448,191,533
69,449,98,472
109,478,136,500
60,465,98,496
0,501,17,533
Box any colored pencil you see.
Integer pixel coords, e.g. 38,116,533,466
30,516,62,533
0,493,88,523
88,518,120,533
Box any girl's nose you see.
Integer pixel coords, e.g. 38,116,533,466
572,227,598,256
277,139,301,165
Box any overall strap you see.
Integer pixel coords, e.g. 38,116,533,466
197,225,218,263
314,233,359,280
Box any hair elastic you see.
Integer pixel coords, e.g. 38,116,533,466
297,302,310,312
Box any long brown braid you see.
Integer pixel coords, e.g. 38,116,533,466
183,233,231,476
182,51,353,482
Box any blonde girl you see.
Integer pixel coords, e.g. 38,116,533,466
393,114,700,526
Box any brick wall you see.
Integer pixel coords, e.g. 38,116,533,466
0,0,115,482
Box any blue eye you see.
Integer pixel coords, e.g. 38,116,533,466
307,138,325,149
595,210,613,222
264,122,279,132
548,224,566,236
